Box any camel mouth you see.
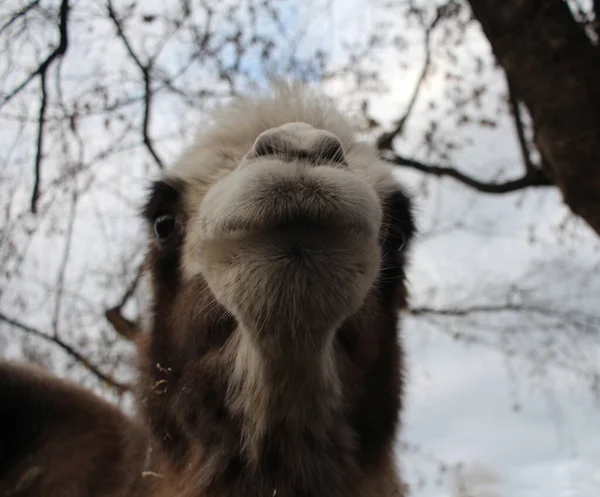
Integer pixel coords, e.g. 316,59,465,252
210,204,375,241
192,163,383,330
198,162,382,245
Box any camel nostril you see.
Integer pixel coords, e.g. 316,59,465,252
314,136,347,167
246,126,348,168
249,132,285,158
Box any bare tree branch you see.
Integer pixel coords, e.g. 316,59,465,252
372,3,551,199
410,303,544,317
383,152,552,194
104,262,145,341
0,0,41,36
409,303,600,329
105,308,141,341
467,0,600,236
0,312,130,392
31,64,48,213
0,0,70,110
141,71,164,169
118,263,145,309
2,0,71,212
51,191,78,337
377,9,443,151
506,74,536,174
373,3,554,198
107,0,164,169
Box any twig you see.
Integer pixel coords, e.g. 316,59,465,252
6,0,72,212
51,190,78,337
105,308,141,341
377,9,443,151
141,71,164,169
410,303,536,317
107,0,164,169
31,65,48,213
409,303,598,323
0,0,41,36
383,152,552,194
506,74,536,174
105,263,145,340
119,263,145,309
1,0,70,109
0,312,130,392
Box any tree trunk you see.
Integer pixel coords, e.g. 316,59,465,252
467,0,600,236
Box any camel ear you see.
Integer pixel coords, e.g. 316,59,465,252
382,188,415,254
379,188,416,310
391,252,411,311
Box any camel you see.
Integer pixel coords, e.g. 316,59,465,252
0,361,152,497
138,81,415,497
0,81,415,497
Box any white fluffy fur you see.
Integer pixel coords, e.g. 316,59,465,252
170,82,400,308
170,81,399,215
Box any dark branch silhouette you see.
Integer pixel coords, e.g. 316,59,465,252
0,0,69,109
1,0,71,212
31,64,48,213
506,75,536,175
376,9,443,151
0,0,41,36
107,0,165,170
51,192,78,337
374,5,553,197
105,308,141,341
410,303,546,317
0,311,130,392
105,263,145,340
383,152,552,194
409,303,600,333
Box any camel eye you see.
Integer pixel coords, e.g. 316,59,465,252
154,214,176,241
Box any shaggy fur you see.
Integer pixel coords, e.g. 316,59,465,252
139,82,415,497
0,361,154,497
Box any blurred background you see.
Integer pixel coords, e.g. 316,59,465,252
1,0,600,495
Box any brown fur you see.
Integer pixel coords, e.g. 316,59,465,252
0,83,415,497
138,83,416,497
0,361,154,497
